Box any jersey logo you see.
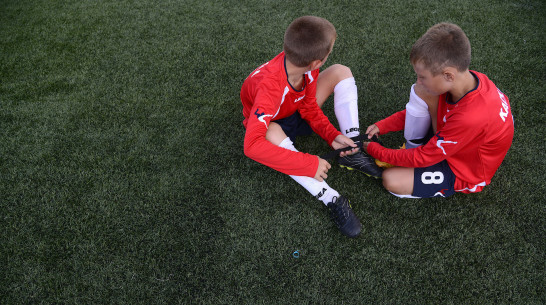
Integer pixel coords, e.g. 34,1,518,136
434,189,449,197
255,108,273,128
294,95,305,103
497,88,510,122
435,134,458,155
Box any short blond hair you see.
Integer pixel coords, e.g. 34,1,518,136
283,16,337,67
410,23,471,75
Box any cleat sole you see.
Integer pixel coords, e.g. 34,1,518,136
339,164,381,179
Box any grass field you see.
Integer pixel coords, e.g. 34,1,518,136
1,0,544,303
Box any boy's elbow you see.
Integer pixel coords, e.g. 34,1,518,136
243,143,257,160
243,146,251,158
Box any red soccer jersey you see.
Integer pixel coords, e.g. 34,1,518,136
240,52,341,177
368,71,514,193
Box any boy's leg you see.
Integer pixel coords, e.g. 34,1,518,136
404,84,432,148
267,122,362,237
316,64,360,137
378,85,442,186
265,122,339,205
316,64,382,178
382,161,456,198
382,167,416,197
272,112,312,143
404,83,440,148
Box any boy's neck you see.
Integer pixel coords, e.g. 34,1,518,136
285,58,310,91
449,70,477,102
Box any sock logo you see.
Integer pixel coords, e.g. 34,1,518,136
315,188,327,199
345,127,360,134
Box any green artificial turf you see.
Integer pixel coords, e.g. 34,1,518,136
1,0,544,303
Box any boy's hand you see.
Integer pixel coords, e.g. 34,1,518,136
331,134,359,157
365,124,380,139
314,157,331,182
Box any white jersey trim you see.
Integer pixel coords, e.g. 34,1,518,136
272,86,290,119
456,181,486,193
306,71,314,84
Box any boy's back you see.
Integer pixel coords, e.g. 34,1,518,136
240,51,339,177
241,52,321,130
435,71,514,192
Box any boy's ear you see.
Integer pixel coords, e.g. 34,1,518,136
443,67,456,82
309,59,323,71
443,70,455,82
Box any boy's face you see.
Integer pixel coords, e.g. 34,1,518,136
412,61,450,96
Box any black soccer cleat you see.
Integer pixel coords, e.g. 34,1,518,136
338,151,383,178
327,196,362,238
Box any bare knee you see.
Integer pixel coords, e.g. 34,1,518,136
329,64,353,81
265,122,287,145
382,167,414,195
414,83,439,107
382,168,398,192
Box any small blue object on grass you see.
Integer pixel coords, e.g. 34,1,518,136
292,250,300,258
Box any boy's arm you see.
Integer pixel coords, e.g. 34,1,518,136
374,109,406,135
298,96,341,146
297,72,341,146
367,112,477,167
244,91,319,178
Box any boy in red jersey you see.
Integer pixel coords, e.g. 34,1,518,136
362,23,514,198
241,16,381,237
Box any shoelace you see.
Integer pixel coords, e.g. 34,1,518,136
320,134,383,160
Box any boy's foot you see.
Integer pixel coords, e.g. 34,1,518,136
339,152,383,178
374,159,395,168
327,196,362,238
375,143,405,168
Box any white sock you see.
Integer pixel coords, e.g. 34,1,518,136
279,137,340,205
334,77,360,138
404,84,431,148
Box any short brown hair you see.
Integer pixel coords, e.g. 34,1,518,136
410,23,471,75
283,16,337,67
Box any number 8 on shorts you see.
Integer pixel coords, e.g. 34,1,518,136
421,171,444,184
413,160,455,198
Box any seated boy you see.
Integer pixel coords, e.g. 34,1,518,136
240,16,382,237
363,23,514,198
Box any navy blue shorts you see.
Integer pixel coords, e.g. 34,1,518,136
413,160,456,198
274,111,313,142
